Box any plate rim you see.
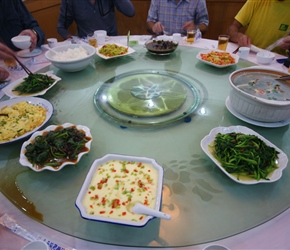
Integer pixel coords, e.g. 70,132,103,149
17,47,42,58
96,43,135,60
0,97,54,145
225,96,290,128
2,71,61,98
19,122,92,172
200,125,288,185
196,49,239,68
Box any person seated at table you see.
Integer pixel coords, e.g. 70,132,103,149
0,0,45,51
146,0,209,36
227,0,290,56
0,43,16,81
57,0,135,40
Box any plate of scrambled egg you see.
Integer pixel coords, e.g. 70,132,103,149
0,97,53,144
96,43,135,60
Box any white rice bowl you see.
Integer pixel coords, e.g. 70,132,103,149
45,44,96,72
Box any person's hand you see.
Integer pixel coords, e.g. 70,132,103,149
279,36,290,50
19,29,37,51
182,21,196,31
0,43,15,60
0,67,9,81
152,22,164,34
236,33,251,47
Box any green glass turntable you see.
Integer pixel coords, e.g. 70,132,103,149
94,70,203,128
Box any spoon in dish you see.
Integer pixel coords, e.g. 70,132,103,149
129,202,172,220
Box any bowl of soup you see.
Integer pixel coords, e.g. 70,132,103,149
228,67,290,122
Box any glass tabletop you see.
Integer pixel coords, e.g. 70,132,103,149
1,44,289,247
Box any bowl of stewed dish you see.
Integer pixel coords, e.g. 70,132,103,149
145,39,178,55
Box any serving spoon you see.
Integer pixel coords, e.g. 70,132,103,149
131,203,172,220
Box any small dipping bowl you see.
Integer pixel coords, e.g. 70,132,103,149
11,35,31,50
256,51,275,65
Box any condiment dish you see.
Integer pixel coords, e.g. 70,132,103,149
256,51,275,64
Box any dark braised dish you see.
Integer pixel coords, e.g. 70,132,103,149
145,40,178,54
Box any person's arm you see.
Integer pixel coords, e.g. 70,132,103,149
17,0,45,48
227,19,251,47
147,21,164,35
57,0,74,40
114,0,135,17
280,36,290,52
0,43,15,60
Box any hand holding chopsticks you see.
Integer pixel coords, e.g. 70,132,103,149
12,54,33,76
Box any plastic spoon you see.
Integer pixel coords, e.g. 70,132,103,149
132,203,172,220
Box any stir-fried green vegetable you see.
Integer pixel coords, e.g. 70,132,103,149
25,126,91,168
212,132,279,181
13,73,55,94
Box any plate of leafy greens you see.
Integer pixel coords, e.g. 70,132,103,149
2,71,61,98
200,126,288,184
19,123,93,172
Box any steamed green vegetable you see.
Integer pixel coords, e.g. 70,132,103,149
13,73,55,94
25,126,91,168
212,132,279,181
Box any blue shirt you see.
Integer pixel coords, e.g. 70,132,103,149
57,0,135,39
147,0,209,35
0,0,45,50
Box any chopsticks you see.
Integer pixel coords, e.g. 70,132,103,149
12,55,33,76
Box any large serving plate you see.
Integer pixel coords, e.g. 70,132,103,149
19,123,92,172
76,154,164,227
200,126,288,185
96,43,135,60
2,71,61,98
0,97,53,145
196,50,239,68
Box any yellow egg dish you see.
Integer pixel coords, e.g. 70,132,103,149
0,101,46,142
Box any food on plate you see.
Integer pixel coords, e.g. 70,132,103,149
200,50,236,66
98,44,128,57
13,73,55,95
212,132,279,181
52,46,88,61
0,102,46,142
24,125,92,169
82,160,158,221
150,40,177,50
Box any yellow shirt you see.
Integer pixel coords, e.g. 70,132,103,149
235,0,290,55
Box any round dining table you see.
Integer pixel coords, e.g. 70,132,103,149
0,35,289,250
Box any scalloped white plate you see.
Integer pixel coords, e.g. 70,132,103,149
2,71,61,98
76,154,164,227
200,126,288,184
19,123,92,172
96,43,135,60
0,97,53,145
196,50,239,68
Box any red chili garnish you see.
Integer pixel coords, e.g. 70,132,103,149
112,199,121,209
139,216,144,220
101,197,106,205
100,211,105,214
109,211,113,214
122,212,126,216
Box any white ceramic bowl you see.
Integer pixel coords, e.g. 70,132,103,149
19,123,92,172
256,51,275,64
76,154,164,227
11,35,31,50
229,67,290,122
44,44,96,72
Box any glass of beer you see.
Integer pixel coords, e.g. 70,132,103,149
187,29,196,44
218,35,229,51
87,34,98,48
4,58,17,70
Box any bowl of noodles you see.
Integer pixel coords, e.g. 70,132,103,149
45,44,96,72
